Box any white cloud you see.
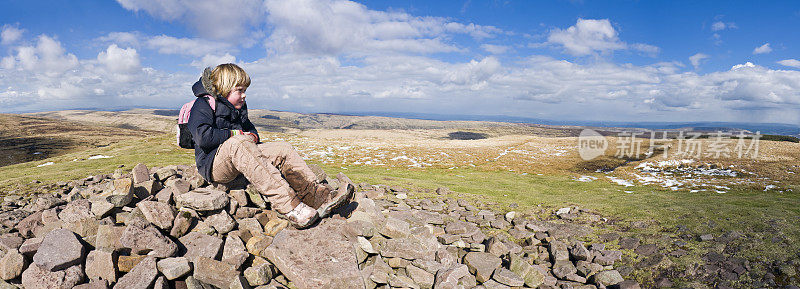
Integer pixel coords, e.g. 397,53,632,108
546,19,658,57
263,0,500,56
97,32,142,47
7,35,78,76
115,0,265,41
190,53,236,68
778,59,800,68
689,53,710,70
146,35,232,57
97,44,141,74
481,44,511,54
752,43,772,54
711,21,737,31
1,25,24,46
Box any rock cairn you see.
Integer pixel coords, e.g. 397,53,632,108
0,163,640,289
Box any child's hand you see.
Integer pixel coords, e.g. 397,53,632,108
231,130,258,143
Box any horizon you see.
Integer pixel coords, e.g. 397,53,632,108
1,0,799,125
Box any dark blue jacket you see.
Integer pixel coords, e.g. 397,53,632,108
188,79,259,182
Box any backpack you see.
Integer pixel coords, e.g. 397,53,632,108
176,96,216,149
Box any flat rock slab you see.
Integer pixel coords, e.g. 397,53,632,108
120,224,178,258
114,256,158,289
175,188,229,211
179,232,223,263
21,263,84,289
137,201,176,230
32,229,85,272
262,218,365,289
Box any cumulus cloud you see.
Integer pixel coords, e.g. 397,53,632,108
689,53,710,70
1,24,24,46
146,35,232,57
115,0,265,41
190,53,236,68
778,59,800,68
263,0,500,56
97,32,142,47
97,44,141,75
4,35,78,76
481,44,511,54
546,19,658,56
752,43,772,54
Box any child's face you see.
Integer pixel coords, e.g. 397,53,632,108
226,85,247,109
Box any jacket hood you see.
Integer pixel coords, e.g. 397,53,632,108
192,67,217,98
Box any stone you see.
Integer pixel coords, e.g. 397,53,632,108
32,229,84,271
594,250,622,266
433,264,470,289
176,188,230,211
90,198,115,219
245,234,273,256
552,260,578,279
206,210,236,234
617,280,641,289
0,250,24,280
193,256,239,288
229,190,249,206
262,219,364,289
165,179,191,195
244,264,273,286
246,186,267,209
634,244,658,256
170,209,194,238
509,254,544,287
74,279,109,289
155,187,174,204
154,167,177,181
86,250,117,283
21,263,84,289
464,252,502,283
58,199,95,223
592,270,624,287
485,237,509,257
120,224,178,258
179,232,224,262
104,178,134,207
576,260,603,277
132,163,151,184
569,241,591,261
114,256,158,289
229,275,250,289
618,238,639,250
406,265,434,289
388,274,418,289
117,255,147,273
15,211,43,238
157,257,192,280
358,236,377,254
222,235,249,269
699,234,714,241
137,201,176,230
18,237,42,256
549,240,569,262
493,267,524,287
380,217,411,239
95,225,125,251
263,218,288,237
153,276,168,289
0,235,23,252
134,180,162,200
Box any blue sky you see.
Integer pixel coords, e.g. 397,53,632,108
1,0,799,125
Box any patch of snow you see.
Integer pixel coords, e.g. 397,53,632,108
37,162,54,167
87,155,113,160
575,176,598,182
765,185,778,191
556,207,571,215
607,176,634,187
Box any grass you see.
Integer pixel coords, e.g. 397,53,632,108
1,132,798,287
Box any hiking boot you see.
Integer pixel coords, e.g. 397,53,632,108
317,177,355,218
284,202,319,229
298,183,330,210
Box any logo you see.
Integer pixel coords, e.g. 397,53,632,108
578,129,607,161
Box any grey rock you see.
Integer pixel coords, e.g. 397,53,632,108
136,201,176,230
193,256,239,288
57,199,95,223
89,198,115,218
244,263,272,286
132,163,151,184
176,188,230,211
179,232,224,263
549,240,569,262
464,252,502,283
594,250,622,266
21,263,84,289
618,238,639,250
552,260,578,279
569,241,591,261
481,279,510,289
32,229,84,272
246,186,267,209
492,268,524,287
388,274,419,289
114,256,158,289
119,224,178,258
170,209,194,238
407,264,434,289
592,270,624,287
95,225,125,251
262,219,364,289
0,250,24,280
380,217,410,239
222,235,249,269
74,279,109,289
634,244,658,256
153,276,168,289
699,234,714,242
157,257,192,280
104,178,134,207
155,187,174,204
485,237,509,257
206,210,236,234
86,249,117,283
433,265,470,289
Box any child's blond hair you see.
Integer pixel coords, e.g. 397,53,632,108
210,63,250,97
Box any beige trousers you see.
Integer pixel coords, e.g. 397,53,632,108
212,135,319,214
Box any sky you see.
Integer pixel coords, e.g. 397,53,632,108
1,0,799,125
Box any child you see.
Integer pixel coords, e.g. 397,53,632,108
187,63,353,228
